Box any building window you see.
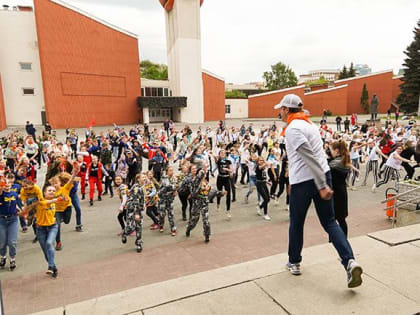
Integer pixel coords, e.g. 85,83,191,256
22,88,35,95
158,88,163,97
152,88,158,97
19,62,32,71
141,87,145,96
225,104,231,114
164,88,169,96
145,87,152,96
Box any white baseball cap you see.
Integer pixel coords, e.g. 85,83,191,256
274,94,303,109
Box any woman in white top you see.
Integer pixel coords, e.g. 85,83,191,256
348,140,365,190
373,145,411,192
362,139,387,186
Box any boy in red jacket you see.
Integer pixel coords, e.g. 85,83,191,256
87,155,108,206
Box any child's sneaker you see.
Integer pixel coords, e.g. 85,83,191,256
0,256,6,269
9,259,16,271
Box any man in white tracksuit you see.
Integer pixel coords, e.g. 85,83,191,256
277,94,363,288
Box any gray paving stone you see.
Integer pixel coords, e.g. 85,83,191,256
368,223,420,245
255,261,419,315
31,307,64,315
411,240,420,248
143,282,286,315
357,243,420,303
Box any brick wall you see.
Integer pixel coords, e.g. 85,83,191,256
202,71,225,122
392,77,403,103
304,85,348,116
33,0,141,129
248,86,305,118
0,75,6,131
334,71,393,114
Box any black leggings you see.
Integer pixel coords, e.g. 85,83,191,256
216,176,231,211
240,164,248,184
146,205,159,225
379,156,388,173
55,206,72,243
230,175,237,201
118,209,127,230
178,192,192,219
268,167,279,196
277,170,289,205
256,181,270,215
402,162,415,180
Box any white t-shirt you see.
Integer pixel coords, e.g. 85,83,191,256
386,152,402,170
366,146,379,161
350,147,360,160
239,147,249,164
285,119,330,185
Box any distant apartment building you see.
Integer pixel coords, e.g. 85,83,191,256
225,82,265,96
298,69,340,84
354,64,372,76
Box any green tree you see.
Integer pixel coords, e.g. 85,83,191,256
338,63,356,79
225,90,247,99
140,60,168,80
348,62,356,77
338,65,348,79
263,62,298,91
360,83,369,113
397,19,420,112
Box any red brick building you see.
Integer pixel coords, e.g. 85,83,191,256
33,0,141,129
248,86,305,118
203,70,225,122
248,70,402,118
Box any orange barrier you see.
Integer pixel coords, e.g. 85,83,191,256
386,193,396,218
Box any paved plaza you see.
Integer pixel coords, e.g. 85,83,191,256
0,118,414,314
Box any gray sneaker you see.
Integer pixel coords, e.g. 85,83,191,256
286,262,301,275
346,259,363,288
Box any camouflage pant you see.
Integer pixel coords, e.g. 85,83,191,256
158,200,176,231
122,205,143,248
187,198,210,237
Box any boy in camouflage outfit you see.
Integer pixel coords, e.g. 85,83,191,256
186,167,222,243
158,167,177,236
121,173,145,253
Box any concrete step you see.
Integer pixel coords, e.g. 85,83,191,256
32,225,420,315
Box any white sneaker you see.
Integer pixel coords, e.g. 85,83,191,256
346,259,363,288
350,186,357,191
263,214,271,221
227,211,232,219
257,208,263,216
286,262,301,275
371,184,376,193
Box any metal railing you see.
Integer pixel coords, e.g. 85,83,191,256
381,186,420,228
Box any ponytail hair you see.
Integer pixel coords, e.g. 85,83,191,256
331,140,351,166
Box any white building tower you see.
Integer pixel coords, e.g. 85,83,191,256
159,0,205,123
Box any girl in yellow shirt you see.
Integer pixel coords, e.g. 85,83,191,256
22,185,62,278
49,164,79,251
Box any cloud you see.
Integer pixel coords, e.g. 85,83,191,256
70,0,161,11
6,0,420,83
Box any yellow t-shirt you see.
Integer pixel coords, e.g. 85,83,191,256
35,200,56,226
54,182,73,212
267,138,274,150
20,184,43,202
